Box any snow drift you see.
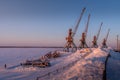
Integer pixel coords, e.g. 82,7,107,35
0,48,110,80
50,48,110,80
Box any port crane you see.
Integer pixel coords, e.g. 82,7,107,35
64,8,86,52
102,29,110,48
79,14,90,48
92,22,103,48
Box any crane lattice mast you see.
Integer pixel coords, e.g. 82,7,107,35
102,29,110,48
97,22,102,40
79,14,90,48
84,14,90,38
72,8,86,37
105,29,110,42
92,22,103,48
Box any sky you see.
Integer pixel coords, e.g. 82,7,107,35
0,0,120,48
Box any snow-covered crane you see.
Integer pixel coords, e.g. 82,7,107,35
64,8,86,52
92,22,103,48
102,29,110,48
79,14,90,48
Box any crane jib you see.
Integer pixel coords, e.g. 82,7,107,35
84,14,90,38
105,29,110,42
72,7,86,37
96,22,103,40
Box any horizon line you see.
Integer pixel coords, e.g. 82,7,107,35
0,46,63,48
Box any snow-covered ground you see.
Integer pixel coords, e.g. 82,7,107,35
49,48,110,80
106,50,120,80
0,48,62,80
0,48,112,80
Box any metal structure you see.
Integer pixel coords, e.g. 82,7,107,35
116,35,120,52
64,8,86,52
102,29,110,48
79,14,90,48
92,22,103,48
117,35,119,51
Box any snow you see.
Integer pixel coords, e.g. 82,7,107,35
0,48,112,80
50,48,110,80
0,48,62,80
0,48,61,67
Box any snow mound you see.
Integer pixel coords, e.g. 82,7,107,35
77,48,92,53
14,66,38,72
50,48,110,80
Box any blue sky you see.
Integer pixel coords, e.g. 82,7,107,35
0,0,120,48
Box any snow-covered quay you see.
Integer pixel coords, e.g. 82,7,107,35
47,48,110,80
0,48,116,80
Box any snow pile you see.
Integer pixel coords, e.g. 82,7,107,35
36,48,92,80
50,48,110,80
64,49,89,63
14,66,37,72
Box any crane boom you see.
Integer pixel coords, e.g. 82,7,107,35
72,7,86,37
105,29,110,42
96,22,103,40
84,14,90,38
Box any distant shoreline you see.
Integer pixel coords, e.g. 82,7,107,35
0,46,63,48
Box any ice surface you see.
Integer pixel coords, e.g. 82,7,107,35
0,48,62,80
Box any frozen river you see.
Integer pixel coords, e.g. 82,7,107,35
0,48,61,68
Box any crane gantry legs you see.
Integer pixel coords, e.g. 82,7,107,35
79,33,88,48
102,29,110,48
63,29,77,52
91,36,98,48
64,41,77,52
102,38,107,48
